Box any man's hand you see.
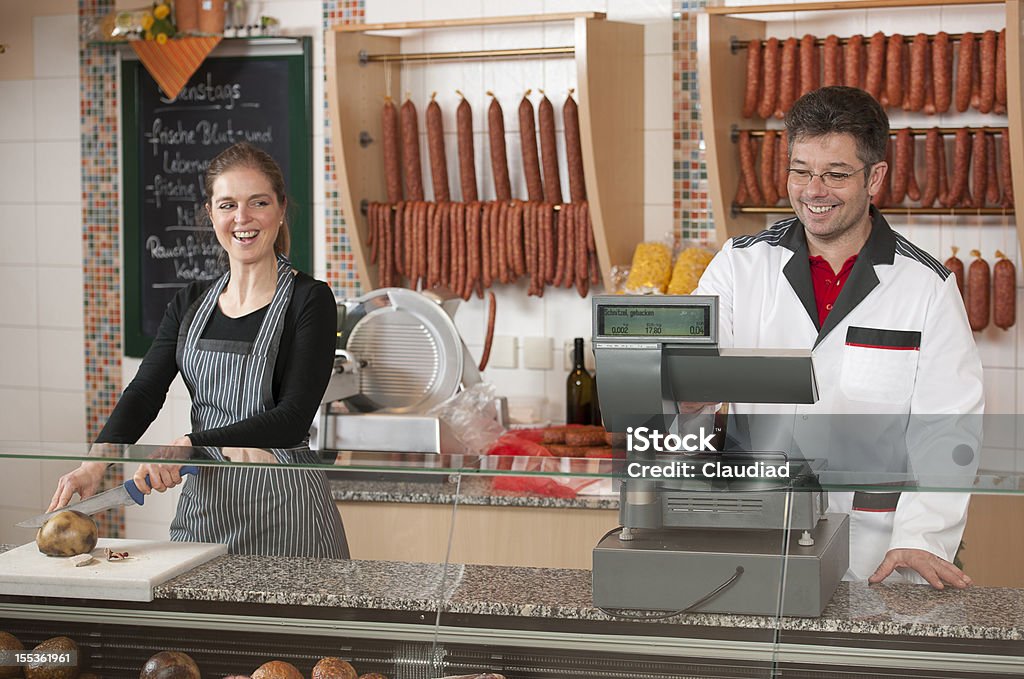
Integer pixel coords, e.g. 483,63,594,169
869,548,972,590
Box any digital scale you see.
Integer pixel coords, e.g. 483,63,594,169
590,295,849,617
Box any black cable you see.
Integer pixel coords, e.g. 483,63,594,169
595,526,746,621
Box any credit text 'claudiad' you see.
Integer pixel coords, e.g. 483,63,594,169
624,426,791,480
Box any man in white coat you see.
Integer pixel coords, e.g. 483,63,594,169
695,86,984,589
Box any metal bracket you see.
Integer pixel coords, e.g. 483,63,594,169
359,130,373,147
358,48,369,66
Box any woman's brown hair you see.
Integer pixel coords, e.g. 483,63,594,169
204,142,291,256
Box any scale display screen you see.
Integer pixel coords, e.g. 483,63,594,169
597,304,712,338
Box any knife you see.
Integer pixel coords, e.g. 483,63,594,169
16,465,200,528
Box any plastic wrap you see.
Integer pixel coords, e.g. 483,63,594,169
624,241,673,294
427,383,505,455
667,243,716,294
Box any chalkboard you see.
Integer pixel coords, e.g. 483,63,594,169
121,38,313,357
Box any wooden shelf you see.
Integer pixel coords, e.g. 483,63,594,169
325,15,644,291
697,0,1024,259
332,12,605,33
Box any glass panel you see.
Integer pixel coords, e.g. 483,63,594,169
1,432,1022,678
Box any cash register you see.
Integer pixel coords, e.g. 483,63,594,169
590,295,849,617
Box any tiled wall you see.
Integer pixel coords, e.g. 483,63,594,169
0,7,87,542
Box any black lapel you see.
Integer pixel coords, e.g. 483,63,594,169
779,222,820,331
813,207,897,348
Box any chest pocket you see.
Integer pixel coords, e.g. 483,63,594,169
839,326,921,404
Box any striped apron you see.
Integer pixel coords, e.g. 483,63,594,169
169,255,348,558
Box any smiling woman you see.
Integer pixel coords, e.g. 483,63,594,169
48,143,348,559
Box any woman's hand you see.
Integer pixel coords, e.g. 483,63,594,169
133,435,193,494
47,461,108,512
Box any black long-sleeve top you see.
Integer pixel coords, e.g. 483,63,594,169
96,272,337,448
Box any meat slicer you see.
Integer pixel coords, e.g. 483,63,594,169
314,287,505,454
590,294,849,617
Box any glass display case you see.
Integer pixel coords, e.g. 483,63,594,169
0,441,1021,679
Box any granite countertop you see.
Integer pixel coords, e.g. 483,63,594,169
329,475,620,510
153,555,1024,641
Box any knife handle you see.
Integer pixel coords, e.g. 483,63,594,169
124,465,200,506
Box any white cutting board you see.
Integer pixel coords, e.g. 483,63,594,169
0,538,226,602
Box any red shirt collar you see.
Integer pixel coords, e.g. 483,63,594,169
808,254,857,326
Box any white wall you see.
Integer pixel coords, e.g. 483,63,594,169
0,10,86,542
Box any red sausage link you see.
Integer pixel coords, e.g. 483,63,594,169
891,128,912,205
1001,131,1014,208
743,37,762,118
933,32,952,113
886,34,904,108
844,34,865,90
401,98,424,201
426,94,450,202
996,28,1007,107
799,34,819,98
777,37,798,117
966,251,990,331
738,131,763,205
519,92,544,202
539,93,564,204
920,128,941,208
945,247,965,299
993,252,1016,330
759,37,780,119
776,130,789,202
906,132,921,202
456,92,478,203
564,90,587,202
971,130,987,209
865,31,886,101
986,133,1000,207
487,93,512,201
979,30,997,114
382,97,403,203
949,128,972,207
822,34,842,87
761,130,778,206
907,33,928,112
956,32,976,113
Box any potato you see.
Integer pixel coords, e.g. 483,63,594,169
24,637,79,679
311,659,356,679
35,511,98,558
252,661,302,679
139,651,201,679
0,631,23,679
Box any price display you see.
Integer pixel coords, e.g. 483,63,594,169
598,304,711,338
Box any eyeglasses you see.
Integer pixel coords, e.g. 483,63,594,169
787,165,870,188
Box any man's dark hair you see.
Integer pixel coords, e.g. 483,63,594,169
785,86,889,166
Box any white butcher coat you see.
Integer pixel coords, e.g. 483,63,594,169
695,209,984,582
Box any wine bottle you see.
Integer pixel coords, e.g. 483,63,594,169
566,337,597,425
